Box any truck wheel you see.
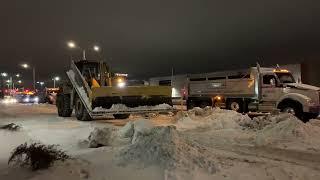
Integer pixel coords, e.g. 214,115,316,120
279,102,303,120
113,114,130,119
75,97,92,121
227,99,243,112
57,94,73,117
200,101,211,108
187,100,195,110
303,113,319,121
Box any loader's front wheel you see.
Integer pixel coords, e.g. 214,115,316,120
75,97,92,121
113,114,130,119
57,94,73,117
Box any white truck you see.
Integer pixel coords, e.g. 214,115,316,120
185,65,320,120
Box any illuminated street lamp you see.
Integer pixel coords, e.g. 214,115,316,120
1,72,8,77
93,45,100,52
16,74,20,77
17,80,22,84
21,63,36,91
67,41,76,49
53,76,60,88
67,41,101,60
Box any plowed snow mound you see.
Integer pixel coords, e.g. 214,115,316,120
175,108,251,131
117,124,217,174
239,113,293,130
256,114,320,148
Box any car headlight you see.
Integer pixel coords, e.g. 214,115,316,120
23,98,30,102
33,97,39,102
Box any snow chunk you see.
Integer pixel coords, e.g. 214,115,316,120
88,127,113,148
117,121,134,138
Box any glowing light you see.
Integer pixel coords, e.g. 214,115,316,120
1,72,8,77
117,82,126,88
21,64,29,69
93,45,100,52
67,41,76,48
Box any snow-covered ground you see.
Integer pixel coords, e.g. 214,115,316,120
0,104,320,180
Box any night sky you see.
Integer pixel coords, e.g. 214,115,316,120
1,0,320,86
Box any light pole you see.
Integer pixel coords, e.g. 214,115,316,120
21,63,36,91
53,76,60,88
67,41,101,60
1,72,22,91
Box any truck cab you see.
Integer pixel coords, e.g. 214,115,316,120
257,68,320,119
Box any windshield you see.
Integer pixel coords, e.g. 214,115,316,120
276,72,295,84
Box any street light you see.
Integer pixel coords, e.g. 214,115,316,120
67,41,76,49
21,63,29,68
93,45,100,52
16,74,20,78
67,41,101,60
18,80,22,84
1,72,8,77
53,76,60,88
21,63,36,91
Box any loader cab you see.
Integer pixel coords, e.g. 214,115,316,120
75,61,99,78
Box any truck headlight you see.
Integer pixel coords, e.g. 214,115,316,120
117,82,126,88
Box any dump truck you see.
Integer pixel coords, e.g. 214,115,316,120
56,60,173,121
184,64,320,120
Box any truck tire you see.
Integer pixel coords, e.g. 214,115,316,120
278,100,303,120
200,101,211,108
187,101,196,110
75,97,92,121
227,99,243,112
113,114,130,119
57,94,73,117
303,113,319,121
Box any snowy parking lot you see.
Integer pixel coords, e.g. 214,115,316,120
1,104,320,180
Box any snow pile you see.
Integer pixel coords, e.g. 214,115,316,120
88,127,114,148
116,122,217,175
239,113,293,130
256,114,320,148
93,103,173,112
117,121,134,138
175,107,250,131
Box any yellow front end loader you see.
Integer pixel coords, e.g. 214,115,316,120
56,60,173,121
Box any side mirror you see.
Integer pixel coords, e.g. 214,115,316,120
270,79,276,86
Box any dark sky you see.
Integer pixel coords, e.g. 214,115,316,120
1,0,320,86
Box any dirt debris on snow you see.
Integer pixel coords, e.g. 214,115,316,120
0,123,21,131
8,142,70,171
